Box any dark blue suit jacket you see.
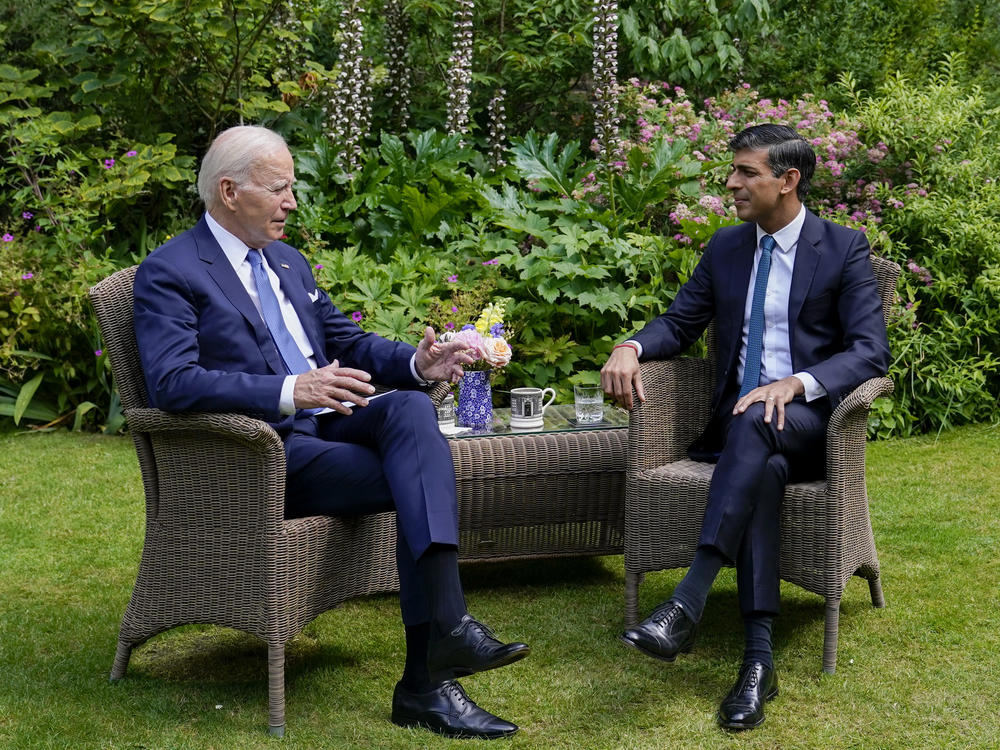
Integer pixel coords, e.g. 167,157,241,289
632,210,890,413
133,215,417,435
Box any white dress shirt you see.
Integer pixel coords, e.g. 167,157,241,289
627,204,825,401
205,212,424,415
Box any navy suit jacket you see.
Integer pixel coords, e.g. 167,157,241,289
632,210,890,414
133,215,417,436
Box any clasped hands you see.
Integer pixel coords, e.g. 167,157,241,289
293,327,474,414
600,346,804,430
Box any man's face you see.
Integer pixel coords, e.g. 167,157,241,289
725,147,793,231
221,147,297,249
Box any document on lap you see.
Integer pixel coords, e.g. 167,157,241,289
335,387,398,410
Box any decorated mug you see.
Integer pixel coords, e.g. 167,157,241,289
510,387,556,428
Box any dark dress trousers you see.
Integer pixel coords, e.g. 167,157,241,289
133,215,459,624
631,210,890,615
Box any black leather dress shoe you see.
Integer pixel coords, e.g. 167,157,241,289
717,661,779,730
428,614,530,682
619,600,697,662
391,679,519,739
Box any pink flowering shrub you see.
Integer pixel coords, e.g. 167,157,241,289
614,79,931,241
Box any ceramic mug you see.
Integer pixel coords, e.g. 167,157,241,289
510,387,556,427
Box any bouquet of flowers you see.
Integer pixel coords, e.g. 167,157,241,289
440,299,513,371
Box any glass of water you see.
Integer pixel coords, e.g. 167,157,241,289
573,384,604,424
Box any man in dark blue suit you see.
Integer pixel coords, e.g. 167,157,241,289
133,125,529,740
601,124,890,730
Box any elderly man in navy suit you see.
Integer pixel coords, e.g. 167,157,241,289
601,124,889,730
133,125,529,740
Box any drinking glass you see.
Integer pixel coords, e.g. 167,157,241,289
573,385,604,424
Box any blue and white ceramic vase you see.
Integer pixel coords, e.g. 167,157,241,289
456,369,493,429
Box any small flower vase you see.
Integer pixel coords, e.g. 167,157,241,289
456,370,493,429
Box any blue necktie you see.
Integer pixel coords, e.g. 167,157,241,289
739,235,776,398
247,249,312,376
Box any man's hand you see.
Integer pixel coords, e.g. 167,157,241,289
733,375,805,431
600,346,645,410
293,360,375,414
414,326,475,383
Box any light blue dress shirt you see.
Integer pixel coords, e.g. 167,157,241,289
628,204,826,402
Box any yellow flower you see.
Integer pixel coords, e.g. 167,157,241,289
474,300,507,336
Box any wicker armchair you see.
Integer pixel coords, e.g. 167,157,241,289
623,255,900,674
89,266,447,736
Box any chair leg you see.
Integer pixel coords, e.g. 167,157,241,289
822,597,840,675
268,644,286,737
109,640,132,682
869,576,886,609
624,571,643,626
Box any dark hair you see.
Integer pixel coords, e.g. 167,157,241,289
729,124,815,200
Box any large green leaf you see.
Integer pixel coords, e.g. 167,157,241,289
12,374,44,425
73,401,98,431
509,132,591,198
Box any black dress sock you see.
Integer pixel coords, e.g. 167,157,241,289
742,613,775,670
400,622,434,691
669,546,726,622
415,543,467,638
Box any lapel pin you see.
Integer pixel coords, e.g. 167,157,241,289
280,263,290,269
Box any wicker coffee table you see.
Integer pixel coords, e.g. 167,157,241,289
446,404,628,562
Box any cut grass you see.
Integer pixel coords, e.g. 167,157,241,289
0,423,997,749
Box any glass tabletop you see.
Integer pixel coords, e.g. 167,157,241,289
441,403,628,439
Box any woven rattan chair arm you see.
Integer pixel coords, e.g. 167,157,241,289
628,358,715,472
125,408,284,453
829,376,895,426
125,407,287,532
825,376,894,481
425,380,452,407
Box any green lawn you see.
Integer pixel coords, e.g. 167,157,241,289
1,424,997,749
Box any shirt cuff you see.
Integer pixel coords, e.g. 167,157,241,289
279,375,298,415
624,339,643,358
793,371,826,402
410,353,431,385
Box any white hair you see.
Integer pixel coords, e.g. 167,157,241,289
196,126,289,211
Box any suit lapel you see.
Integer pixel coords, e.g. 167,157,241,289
194,218,260,326
788,211,822,362
192,218,287,375
723,224,757,363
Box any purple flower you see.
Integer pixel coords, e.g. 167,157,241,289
489,323,504,337
447,274,459,283
450,306,458,313
351,311,363,323
22,211,33,220
2,233,13,242
461,323,476,331
21,273,33,280
314,264,323,270
445,322,455,331
124,150,138,157
94,349,103,356
481,259,499,266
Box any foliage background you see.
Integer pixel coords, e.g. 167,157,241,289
1,0,998,436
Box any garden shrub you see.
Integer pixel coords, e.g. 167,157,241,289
848,67,1000,434
741,0,1000,108
2,2,998,439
